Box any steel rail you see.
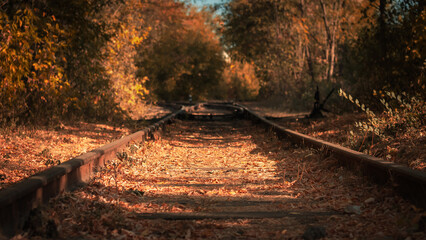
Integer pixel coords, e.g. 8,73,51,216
0,105,199,237
235,103,426,208
1,102,425,236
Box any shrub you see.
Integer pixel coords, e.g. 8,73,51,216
339,88,425,151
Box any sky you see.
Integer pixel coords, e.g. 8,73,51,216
189,0,229,15
190,0,228,6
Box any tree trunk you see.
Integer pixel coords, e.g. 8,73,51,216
305,45,316,83
319,0,342,83
300,0,316,83
378,0,387,61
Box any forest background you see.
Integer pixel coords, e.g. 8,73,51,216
0,0,424,124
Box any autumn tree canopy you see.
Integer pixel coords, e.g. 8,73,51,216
222,0,425,109
0,0,233,122
0,0,121,122
136,2,226,101
1,0,424,123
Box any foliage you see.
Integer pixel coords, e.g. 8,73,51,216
2,0,423,122
222,0,363,109
223,0,425,110
41,0,121,120
222,0,276,61
339,0,425,103
339,88,425,150
0,7,68,121
136,2,226,101
101,150,141,200
221,60,260,101
0,0,170,123
0,0,125,124
223,0,293,99
102,0,151,116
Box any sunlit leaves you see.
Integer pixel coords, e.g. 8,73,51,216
340,88,424,143
0,7,67,120
222,60,260,100
102,0,151,116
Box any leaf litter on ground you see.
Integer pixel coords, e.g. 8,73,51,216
0,105,171,191
13,119,426,239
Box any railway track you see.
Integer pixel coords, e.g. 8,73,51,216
1,103,425,239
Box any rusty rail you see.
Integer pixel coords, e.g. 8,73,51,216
0,106,198,237
181,103,244,121
236,103,426,208
1,102,425,236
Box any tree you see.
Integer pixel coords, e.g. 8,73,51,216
222,60,260,101
0,0,123,122
102,0,151,116
0,5,67,120
223,0,424,110
222,0,357,108
340,0,425,102
136,2,226,101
